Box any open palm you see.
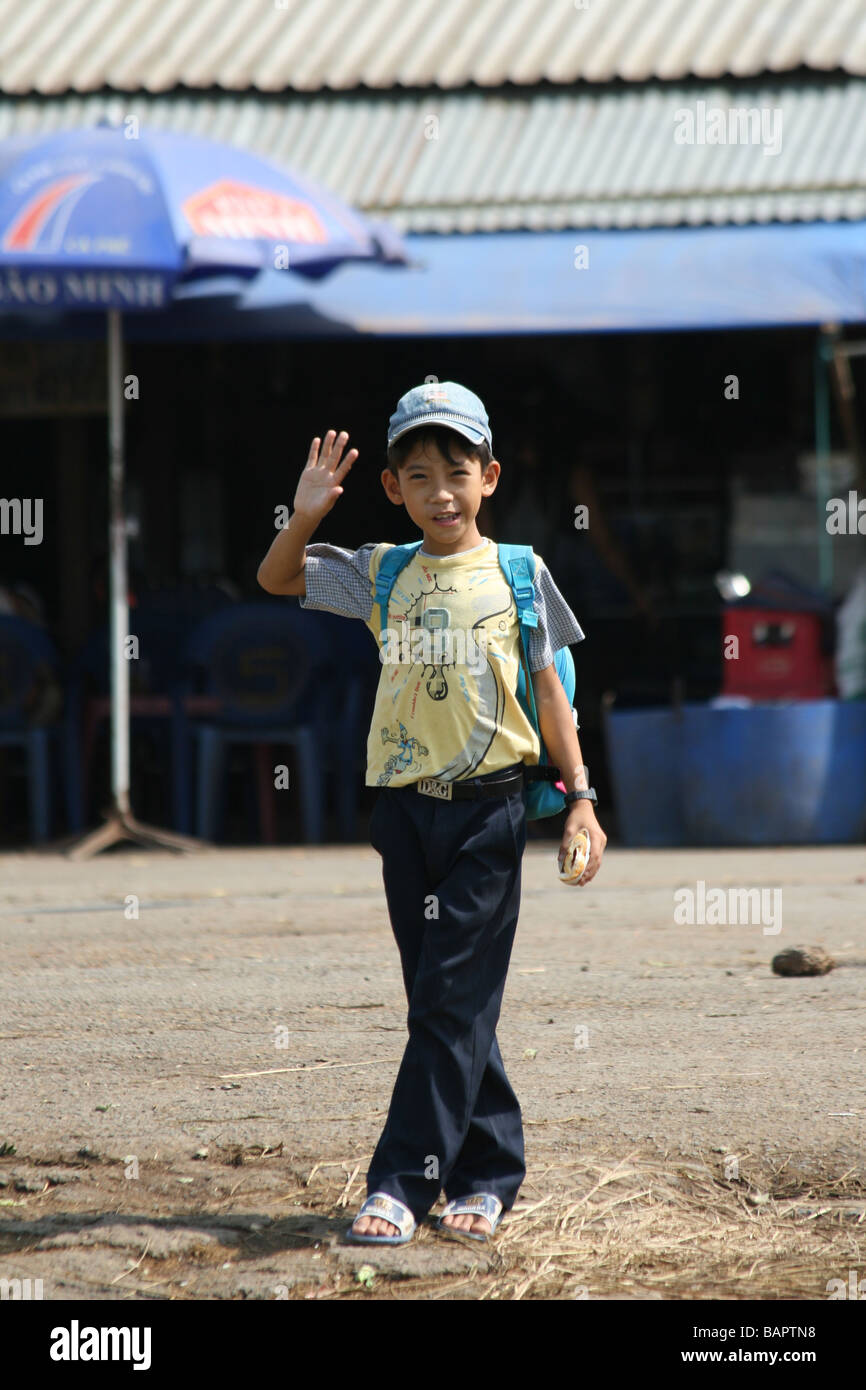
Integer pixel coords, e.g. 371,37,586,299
294,430,358,521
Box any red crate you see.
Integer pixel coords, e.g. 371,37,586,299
722,607,835,699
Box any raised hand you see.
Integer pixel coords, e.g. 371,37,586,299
293,430,358,522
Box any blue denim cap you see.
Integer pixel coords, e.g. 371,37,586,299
387,381,492,450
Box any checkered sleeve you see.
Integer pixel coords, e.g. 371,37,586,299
297,542,381,621
526,556,585,672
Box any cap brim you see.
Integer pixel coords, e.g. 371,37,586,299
388,414,488,447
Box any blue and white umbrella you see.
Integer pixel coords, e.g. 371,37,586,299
0,121,408,854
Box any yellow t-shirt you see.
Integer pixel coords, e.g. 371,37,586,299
299,535,585,789
364,538,542,787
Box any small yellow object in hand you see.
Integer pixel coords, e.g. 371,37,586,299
558,828,591,884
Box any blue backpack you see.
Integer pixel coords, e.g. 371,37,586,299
373,540,577,819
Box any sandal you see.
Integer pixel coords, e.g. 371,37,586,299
347,1191,416,1245
436,1193,503,1242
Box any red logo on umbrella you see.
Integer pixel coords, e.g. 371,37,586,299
3,173,97,250
183,180,327,243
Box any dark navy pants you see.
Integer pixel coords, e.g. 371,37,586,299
366,777,528,1224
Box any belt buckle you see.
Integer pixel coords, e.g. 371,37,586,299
417,777,453,801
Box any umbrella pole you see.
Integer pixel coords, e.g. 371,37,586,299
67,310,203,859
108,304,131,818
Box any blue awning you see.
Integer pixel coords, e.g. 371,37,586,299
4,221,866,339
156,220,866,337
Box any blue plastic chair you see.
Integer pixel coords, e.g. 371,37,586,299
65,588,234,831
174,603,337,843
0,616,62,842
309,610,380,840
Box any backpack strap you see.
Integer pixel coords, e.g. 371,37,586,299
497,543,541,732
373,541,423,638
497,543,538,641
498,543,578,794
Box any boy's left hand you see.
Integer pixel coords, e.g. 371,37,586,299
558,804,607,886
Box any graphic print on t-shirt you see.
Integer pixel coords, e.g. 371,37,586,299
378,722,429,783
398,571,458,703
369,544,523,786
299,535,585,788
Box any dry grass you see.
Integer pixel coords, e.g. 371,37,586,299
298,1147,866,1300
2,1144,861,1300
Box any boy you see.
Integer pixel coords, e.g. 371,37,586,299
257,382,606,1243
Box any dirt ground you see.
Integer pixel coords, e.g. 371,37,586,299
0,842,864,1301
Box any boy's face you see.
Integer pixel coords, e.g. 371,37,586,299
380,434,500,555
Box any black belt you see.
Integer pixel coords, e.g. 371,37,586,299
409,764,526,802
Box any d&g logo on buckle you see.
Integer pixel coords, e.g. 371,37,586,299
417,778,453,801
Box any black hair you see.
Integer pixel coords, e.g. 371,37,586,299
386,424,491,475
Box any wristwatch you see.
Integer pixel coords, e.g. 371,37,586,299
564,788,597,806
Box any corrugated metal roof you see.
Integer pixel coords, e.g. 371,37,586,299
4,0,866,95
3,82,866,231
